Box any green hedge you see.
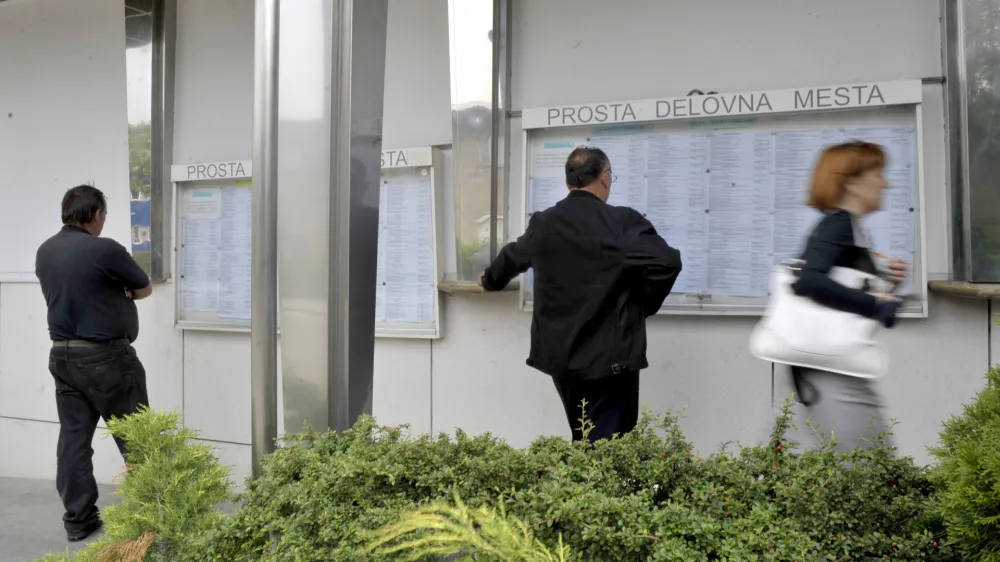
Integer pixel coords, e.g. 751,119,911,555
41,366,1000,561
191,400,952,561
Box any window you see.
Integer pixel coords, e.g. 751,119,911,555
124,0,171,280
447,0,511,282
125,0,154,274
960,0,1000,281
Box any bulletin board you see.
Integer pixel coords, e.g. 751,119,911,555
172,160,255,331
519,80,929,317
374,147,443,338
171,148,443,337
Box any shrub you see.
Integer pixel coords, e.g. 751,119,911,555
930,364,1000,561
368,492,573,561
35,407,234,562
195,400,953,561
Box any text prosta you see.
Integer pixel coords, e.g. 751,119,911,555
547,103,637,126
185,162,247,180
381,150,409,167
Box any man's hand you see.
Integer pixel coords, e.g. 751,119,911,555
478,273,485,289
127,285,153,300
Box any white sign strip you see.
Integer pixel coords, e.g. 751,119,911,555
521,80,923,130
381,147,433,168
171,160,253,182
170,147,434,183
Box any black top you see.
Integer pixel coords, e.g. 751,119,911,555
482,190,683,380
36,226,150,342
792,209,880,318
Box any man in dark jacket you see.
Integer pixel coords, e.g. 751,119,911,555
479,146,682,442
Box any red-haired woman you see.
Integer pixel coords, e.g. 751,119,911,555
784,141,908,453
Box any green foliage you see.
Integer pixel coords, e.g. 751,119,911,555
929,365,1000,561
35,407,233,562
128,122,151,199
367,492,572,561
195,400,952,561
459,241,489,280
103,407,233,560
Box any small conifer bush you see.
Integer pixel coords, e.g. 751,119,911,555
929,365,1000,561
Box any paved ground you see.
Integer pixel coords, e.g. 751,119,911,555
0,478,119,562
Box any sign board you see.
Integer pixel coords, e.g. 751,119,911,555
519,80,928,317
522,80,923,129
171,150,443,336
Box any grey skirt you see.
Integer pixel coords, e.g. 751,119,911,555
779,366,893,454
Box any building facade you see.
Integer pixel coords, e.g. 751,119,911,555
0,0,997,485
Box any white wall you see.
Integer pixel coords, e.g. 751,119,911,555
0,0,134,280
419,0,993,459
0,0,165,482
370,0,452,434
0,0,994,490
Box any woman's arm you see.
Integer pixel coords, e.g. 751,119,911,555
792,212,879,318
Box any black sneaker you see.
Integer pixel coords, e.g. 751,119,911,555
67,519,103,542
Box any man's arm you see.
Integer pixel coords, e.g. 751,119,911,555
623,212,682,316
479,215,535,292
98,241,153,300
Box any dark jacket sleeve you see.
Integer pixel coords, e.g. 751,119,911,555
481,215,534,291
623,211,682,317
98,240,151,291
792,212,878,318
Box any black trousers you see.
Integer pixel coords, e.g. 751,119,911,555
552,371,640,442
48,343,148,534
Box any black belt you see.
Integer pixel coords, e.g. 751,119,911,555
52,339,129,349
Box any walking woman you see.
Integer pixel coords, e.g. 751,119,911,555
782,141,908,453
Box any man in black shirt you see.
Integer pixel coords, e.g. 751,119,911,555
35,184,153,542
479,147,682,442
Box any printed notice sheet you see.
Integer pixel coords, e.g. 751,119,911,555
376,169,436,325
180,185,253,320
180,171,439,326
180,188,222,312
524,123,918,306
217,187,253,319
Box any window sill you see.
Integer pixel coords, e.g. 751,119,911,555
928,281,1000,299
437,280,520,294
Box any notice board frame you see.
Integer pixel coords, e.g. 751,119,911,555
170,148,444,337
518,79,929,317
373,146,444,339
171,159,256,331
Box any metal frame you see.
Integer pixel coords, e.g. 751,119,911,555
944,0,972,281
488,0,502,260
518,80,930,318
943,0,969,280
500,0,513,245
150,0,176,281
251,0,280,476
375,146,445,339
171,160,257,331
327,0,390,432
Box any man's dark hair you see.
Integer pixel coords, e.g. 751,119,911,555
565,146,610,188
61,184,107,226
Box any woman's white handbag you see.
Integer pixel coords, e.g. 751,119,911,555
749,261,893,378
